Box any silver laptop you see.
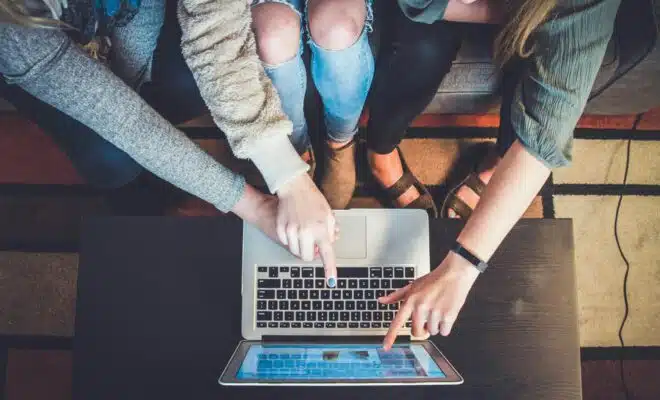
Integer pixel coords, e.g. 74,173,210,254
219,209,463,386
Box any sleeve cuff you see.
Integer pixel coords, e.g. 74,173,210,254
249,136,309,194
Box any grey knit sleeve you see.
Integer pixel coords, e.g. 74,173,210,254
509,0,621,168
0,23,246,212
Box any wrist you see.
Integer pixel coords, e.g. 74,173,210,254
231,184,268,224
446,251,481,282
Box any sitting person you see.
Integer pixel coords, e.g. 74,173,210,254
0,0,339,284
367,0,621,348
250,0,375,209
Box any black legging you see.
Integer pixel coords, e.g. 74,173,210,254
366,2,519,157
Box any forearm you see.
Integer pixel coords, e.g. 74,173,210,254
0,25,246,212
456,140,550,261
177,0,307,193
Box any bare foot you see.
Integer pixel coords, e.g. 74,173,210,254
447,157,500,218
301,149,312,163
368,149,421,207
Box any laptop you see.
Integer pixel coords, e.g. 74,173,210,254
219,209,463,386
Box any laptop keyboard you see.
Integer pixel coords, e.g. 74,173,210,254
255,266,415,329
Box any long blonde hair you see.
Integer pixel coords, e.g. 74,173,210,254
0,0,64,28
494,0,558,65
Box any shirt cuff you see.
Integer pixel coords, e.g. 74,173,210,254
249,136,309,194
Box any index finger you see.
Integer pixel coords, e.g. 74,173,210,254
383,302,414,351
317,240,337,288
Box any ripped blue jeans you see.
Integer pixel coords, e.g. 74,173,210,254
253,0,375,154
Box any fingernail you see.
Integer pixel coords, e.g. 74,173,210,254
327,277,336,288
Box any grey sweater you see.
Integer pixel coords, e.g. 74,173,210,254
0,0,308,212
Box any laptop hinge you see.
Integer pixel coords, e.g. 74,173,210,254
262,335,411,344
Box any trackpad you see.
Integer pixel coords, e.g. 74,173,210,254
334,216,367,259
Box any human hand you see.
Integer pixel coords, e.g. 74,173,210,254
276,174,338,287
380,251,480,350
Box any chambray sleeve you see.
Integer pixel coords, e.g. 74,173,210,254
509,0,621,168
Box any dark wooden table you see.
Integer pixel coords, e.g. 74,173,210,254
72,216,580,400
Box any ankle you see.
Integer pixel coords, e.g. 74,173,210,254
367,149,397,171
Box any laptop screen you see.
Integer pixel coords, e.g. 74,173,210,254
236,344,446,380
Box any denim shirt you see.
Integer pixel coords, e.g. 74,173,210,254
397,0,622,168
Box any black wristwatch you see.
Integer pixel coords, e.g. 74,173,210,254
451,242,488,273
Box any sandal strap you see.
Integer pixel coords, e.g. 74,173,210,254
465,173,486,196
384,171,417,201
445,195,473,220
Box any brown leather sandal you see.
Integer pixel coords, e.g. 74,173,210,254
441,172,487,220
379,147,439,218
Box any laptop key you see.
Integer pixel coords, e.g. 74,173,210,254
370,280,379,289
258,279,280,288
351,312,360,321
304,322,313,328
294,280,303,289
274,311,283,321
315,322,324,329
381,280,391,289
359,279,369,289
280,322,290,328
384,267,394,278
362,312,371,321
340,311,350,321
287,290,297,299
383,322,391,328
291,301,300,310
368,301,377,310
302,302,311,310
292,322,302,328
299,290,309,299
315,267,325,277
296,311,305,321
268,322,278,328
283,280,292,289
291,267,300,278
302,268,314,278
360,322,370,328
313,301,322,310
258,290,275,299
376,290,385,298
326,322,336,328
337,268,368,278
342,290,352,299
269,267,278,278
379,302,388,310
323,301,333,310
307,311,316,321
373,312,383,321
338,322,348,328
365,291,375,300
372,322,382,328
349,322,359,328
348,280,358,289
357,302,366,310
318,312,328,321
315,279,324,288
354,291,364,300
370,267,382,278
257,301,266,310
321,290,331,299
257,322,267,328
384,312,394,321
277,290,286,299
332,291,341,300
405,321,412,328
394,267,404,278
279,301,289,310
268,300,277,310
304,280,314,289
390,303,399,310
392,279,408,289
346,301,355,310
405,267,415,278
338,279,347,289
334,301,344,310
285,312,294,321
257,311,272,320
258,266,268,273
310,290,320,300
281,266,290,273
329,312,339,321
